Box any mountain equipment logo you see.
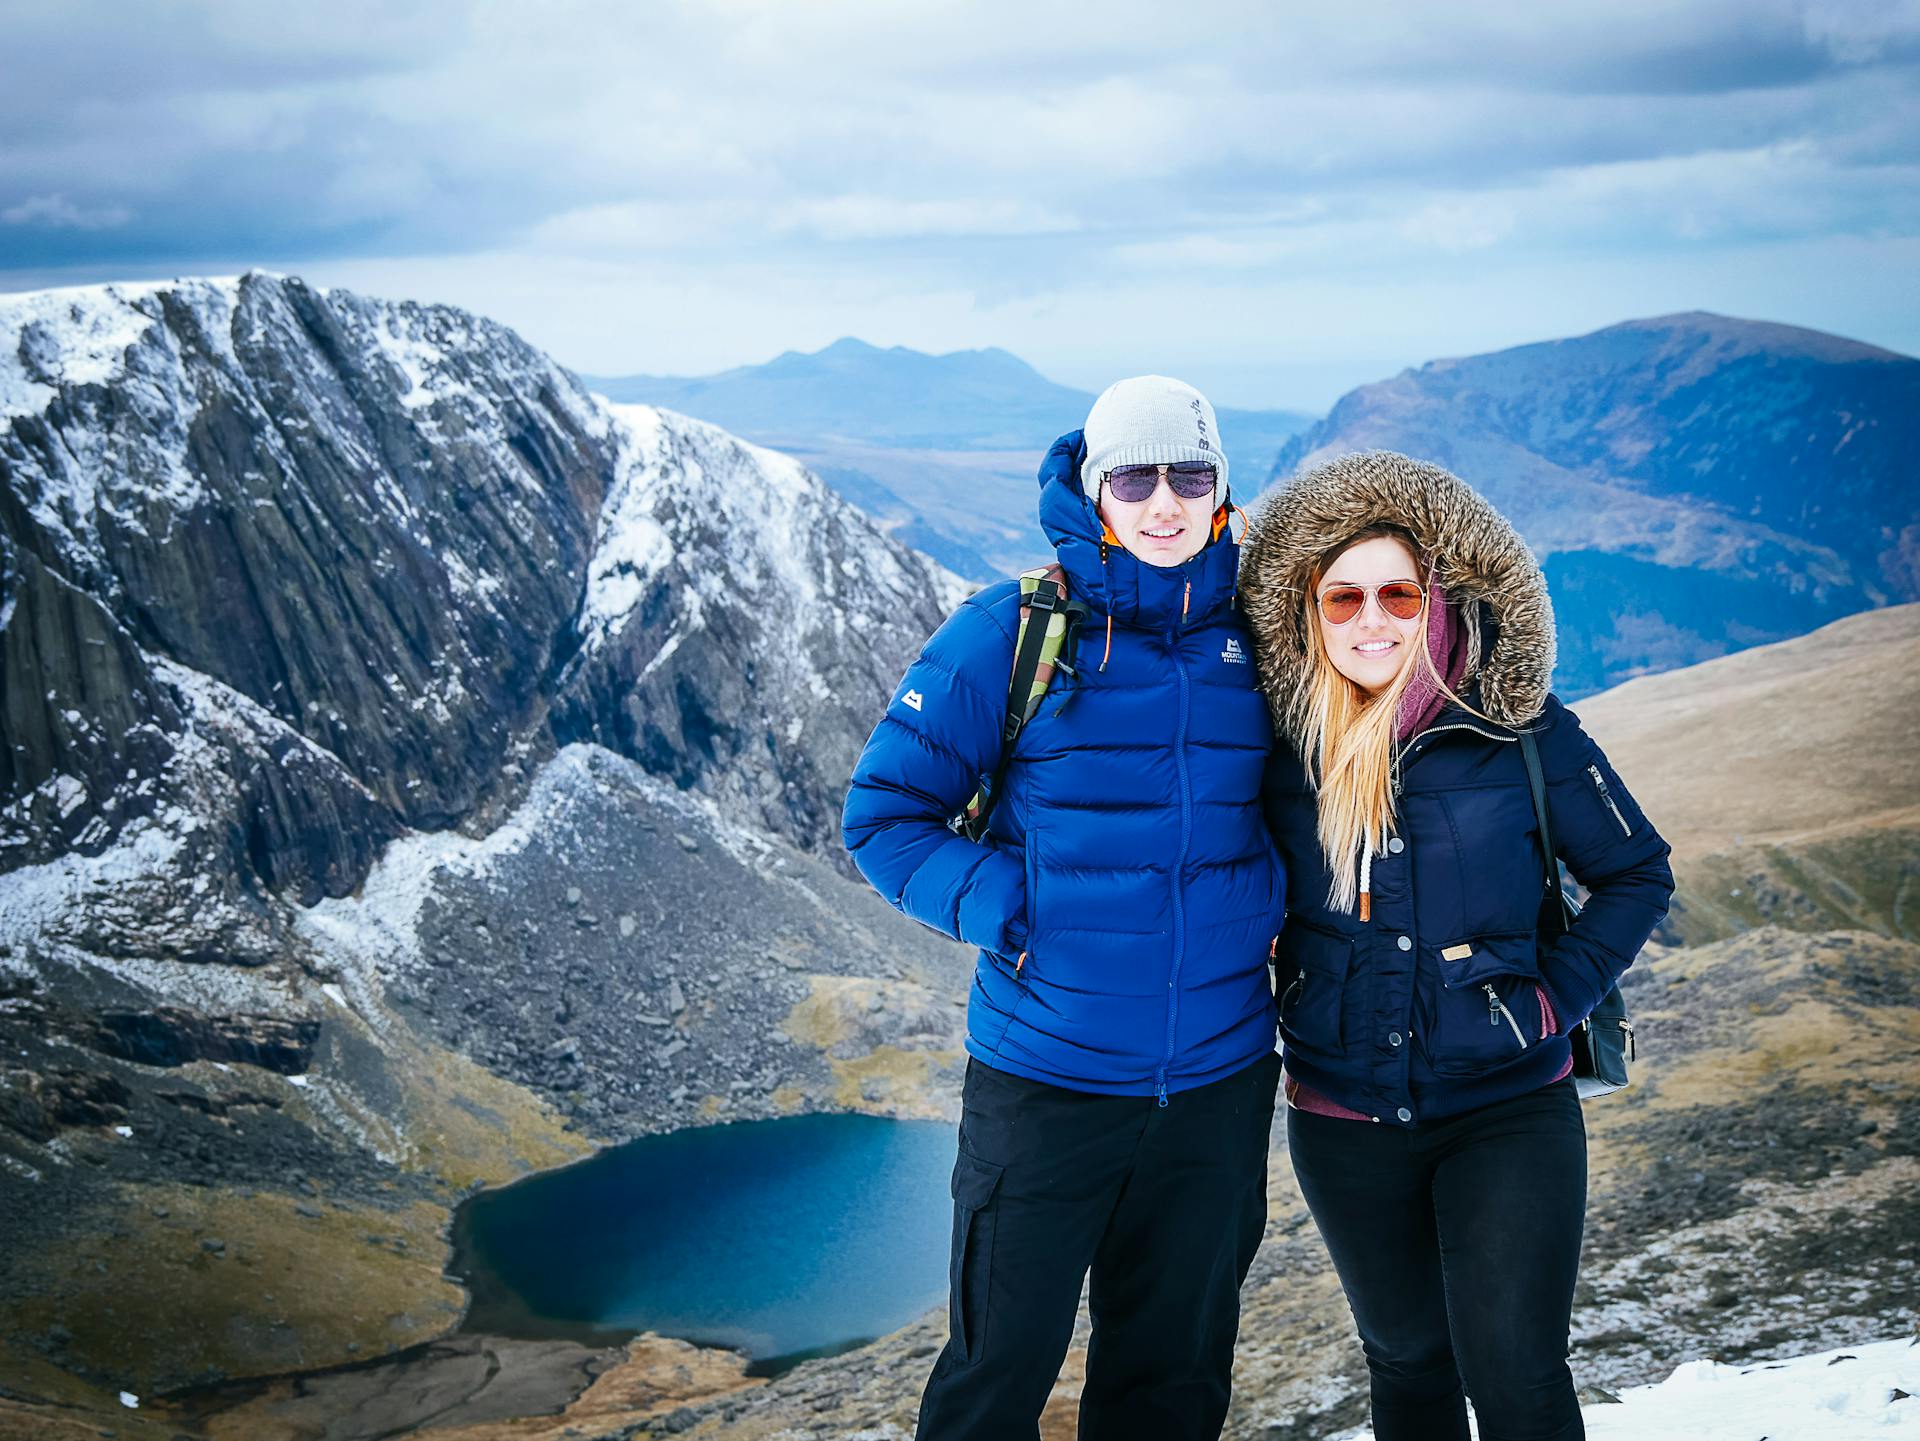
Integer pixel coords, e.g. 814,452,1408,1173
1221,638,1245,665
902,688,924,711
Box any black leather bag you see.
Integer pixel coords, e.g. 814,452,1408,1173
1519,730,1634,1099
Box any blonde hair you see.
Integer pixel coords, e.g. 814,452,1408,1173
1300,526,1481,914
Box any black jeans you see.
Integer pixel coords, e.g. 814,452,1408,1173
1287,1077,1588,1441
916,1050,1280,1441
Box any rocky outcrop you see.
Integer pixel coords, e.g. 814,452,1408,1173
548,405,970,861
1,277,607,897
0,1067,131,1144
88,1007,318,1073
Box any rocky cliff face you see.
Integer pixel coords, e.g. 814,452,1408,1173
1,274,963,908
1270,313,1919,695
0,274,981,1425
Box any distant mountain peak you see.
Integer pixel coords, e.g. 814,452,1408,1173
1273,308,1917,698
1588,310,1911,364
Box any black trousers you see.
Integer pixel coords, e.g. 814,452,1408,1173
1287,1076,1588,1441
915,1050,1280,1441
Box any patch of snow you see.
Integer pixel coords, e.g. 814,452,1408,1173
0,281,169,419
286,1074,312,1088
0,279,244,554
0,811,190,949
150,653,368,790
295,747,633,983
577,403,676,652
1339,1335,1920,1441
118,1391,139,1409
112,1125,132,1138
295,742,793,998
52,774,87,818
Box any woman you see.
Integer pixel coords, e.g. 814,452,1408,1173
1239,451,1674,1441
843,376,1286,1441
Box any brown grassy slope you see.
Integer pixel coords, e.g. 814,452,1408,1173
1574,603,1920,942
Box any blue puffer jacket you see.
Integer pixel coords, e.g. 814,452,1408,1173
843,431,1286,1099
1239,450,1675,1126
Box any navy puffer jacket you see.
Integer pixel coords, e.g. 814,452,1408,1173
843,431,1286,1099
1240,451,1675,1126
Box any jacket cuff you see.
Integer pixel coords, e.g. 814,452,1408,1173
955,846,1026,956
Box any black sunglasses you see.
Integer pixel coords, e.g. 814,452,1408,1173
1104,462,1217,503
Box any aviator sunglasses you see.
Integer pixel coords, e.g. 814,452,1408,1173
1317,580,1427,625
1103,462,1218,503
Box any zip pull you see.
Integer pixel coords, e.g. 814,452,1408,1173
1155,1079,1168,1109
1181,580,1191,621
1484,983,1527,1047
1016,951,1027,973
1588,764,1631,835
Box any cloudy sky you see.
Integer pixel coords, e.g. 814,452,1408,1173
2,0,1915,409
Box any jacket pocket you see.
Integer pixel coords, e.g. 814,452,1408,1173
1275,915,1354,1059
947,1148,1005,1365
1421,931,1543,1077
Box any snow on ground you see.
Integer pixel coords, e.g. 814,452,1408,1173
294,741,780,1004
0,280,174,419
1337,1335,1918,1441
576,403,678,652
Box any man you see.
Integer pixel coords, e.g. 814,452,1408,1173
843,377,1286,1440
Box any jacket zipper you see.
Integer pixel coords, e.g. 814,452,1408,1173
1401,719,1518,769
1156,629,1194,1108
1588,764,1631,835
1483,983,1527,1048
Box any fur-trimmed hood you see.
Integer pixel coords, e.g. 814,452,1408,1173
1238,450,1555,746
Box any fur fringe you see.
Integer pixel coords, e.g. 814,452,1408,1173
1238,450,1555,748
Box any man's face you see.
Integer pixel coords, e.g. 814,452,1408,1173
1097,465,1215,568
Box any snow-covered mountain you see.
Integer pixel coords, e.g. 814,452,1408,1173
1,274,963,907
0,274,984,1409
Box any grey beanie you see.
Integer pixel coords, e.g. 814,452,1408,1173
1082,375,1228,509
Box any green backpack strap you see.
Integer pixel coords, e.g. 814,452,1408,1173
951,565,1072,841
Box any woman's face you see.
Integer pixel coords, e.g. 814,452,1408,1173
1316,535,1425,696
1098,468,1214,568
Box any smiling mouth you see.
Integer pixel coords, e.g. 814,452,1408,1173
1141,527,1184,539
1353,640,1398,654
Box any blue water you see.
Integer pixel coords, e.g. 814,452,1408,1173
449,1113,957,1371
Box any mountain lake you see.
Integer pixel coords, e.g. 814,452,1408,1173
449,1112,958,1373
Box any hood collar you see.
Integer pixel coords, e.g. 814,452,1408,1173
1038,430,1241,630
1238,449,1555,749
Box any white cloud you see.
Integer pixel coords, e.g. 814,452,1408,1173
0,0,1914,405
1,194,132,230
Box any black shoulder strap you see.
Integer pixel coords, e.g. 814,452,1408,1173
1519,729,1572,934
